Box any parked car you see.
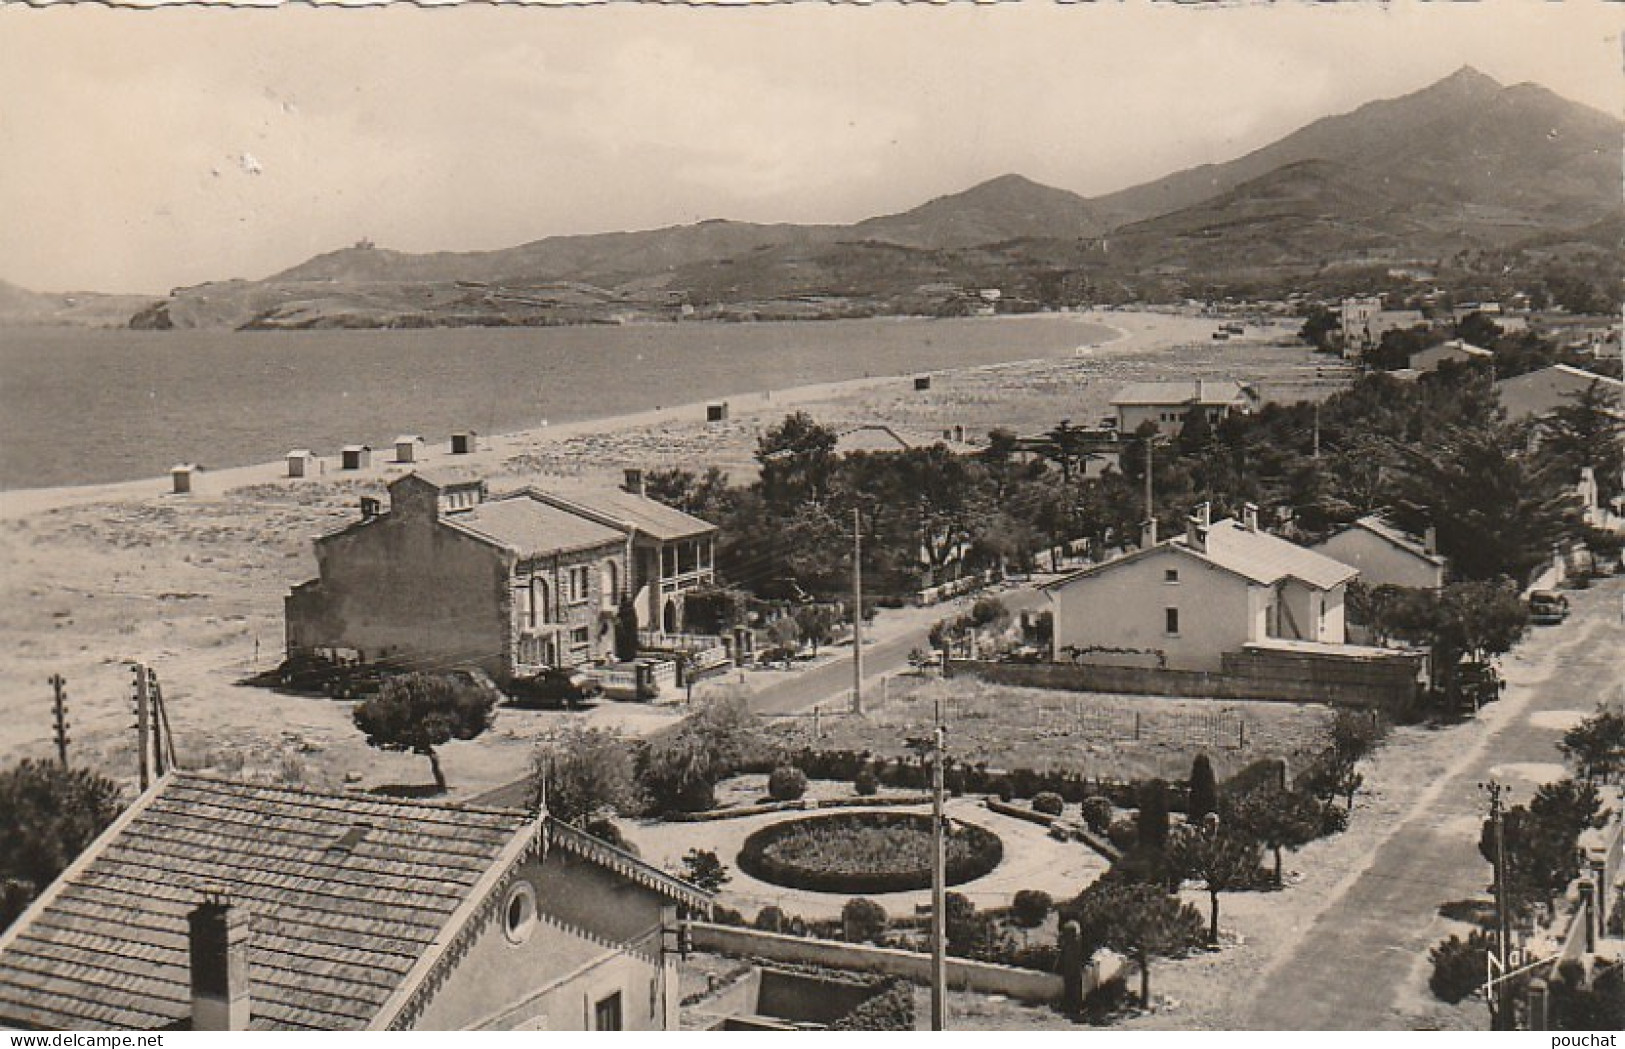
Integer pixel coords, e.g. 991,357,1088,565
1528,590,1570,625
508,668,602,709
1454,661,1504,711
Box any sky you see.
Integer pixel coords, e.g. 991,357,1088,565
1,1,1619,295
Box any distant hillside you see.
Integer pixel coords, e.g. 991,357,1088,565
1092,67,1619,233
851,174,1106,248
0,279,155,328
22,66,1617,330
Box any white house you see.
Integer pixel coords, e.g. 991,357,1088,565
1042,503,1359,672
1312,514,1446,589
1109,381,1258,435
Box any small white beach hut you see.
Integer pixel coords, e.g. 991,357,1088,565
286,450,316,478
340,445,371,471
393,435,425,463
170,464,199,495
450,431,477,455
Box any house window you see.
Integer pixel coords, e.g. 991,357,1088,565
594,991,623,1031
1165,607,1180,635
502,881,537,945
1164,568,1179,584
571,627,590,647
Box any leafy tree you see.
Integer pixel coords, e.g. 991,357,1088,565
756,412,840,513
1188,754,1219,823
1298,305,1340,354
641,691,768,813
1330,709,1386,765
1386,422,1581,583
841,897,888,943
1072,880,1204,1007
1428,930,1492,1003
1136,779,1171,851
766,615,802,667
679,848,731,894
0,760,123,930
1177,404,1215,456
1454,311,1504,349
1011,889,1053,934
1225,786,1322,885
1478,789,1593,918
792,604,840,655
1559,709,1625,785
352,673,496,791
1540,379,1625,503
1168,821,1263,945
614,595,640,661
1551,960,1625,1030
1361,582,1528,703
530,727,641,825
754,905,788,933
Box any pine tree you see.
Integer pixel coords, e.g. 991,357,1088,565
1188,754,1219,823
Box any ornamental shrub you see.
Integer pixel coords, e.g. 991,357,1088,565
1081,796,1114,834
1429,930,1491,1003
830,981,915,1031
754,905,788,933
854,767,879,796
1107,817,1139,852
768,766,809,801
841,897,889,942
1032,792,1065,816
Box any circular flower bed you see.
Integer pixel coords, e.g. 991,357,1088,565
736,810,1003,894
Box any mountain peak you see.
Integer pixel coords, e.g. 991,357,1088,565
1429,65,1503,97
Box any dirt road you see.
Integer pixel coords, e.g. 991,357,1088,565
1238,577,1624,1030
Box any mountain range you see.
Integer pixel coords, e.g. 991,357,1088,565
7,67,1620,329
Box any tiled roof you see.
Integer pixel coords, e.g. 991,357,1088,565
1348,515,1445,565
1495,364,1625,423
451,494,626,558
540,488,715,541
390,466,485,491
0,774,712,1033
1193,519,1357,590
1110,380,1254,407
0,773,532,1032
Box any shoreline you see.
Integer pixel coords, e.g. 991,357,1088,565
0,311,1148,520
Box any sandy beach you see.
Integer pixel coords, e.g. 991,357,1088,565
0,310,1346,798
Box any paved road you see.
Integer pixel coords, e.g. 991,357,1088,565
471,582,1051,807
1239,576,1625,1030
746,584,1049,718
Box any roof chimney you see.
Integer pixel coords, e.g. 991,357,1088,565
189,896,251,1031
623,468,646,497
1423,524,1438,555
1186,501,1211,553
1243,502,1259,532
1141,518,1158,548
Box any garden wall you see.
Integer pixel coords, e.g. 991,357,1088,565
689,923,1121,1004
948,650,1420,711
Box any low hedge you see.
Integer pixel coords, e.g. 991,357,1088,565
774,747,1190,812
737,811,1003,894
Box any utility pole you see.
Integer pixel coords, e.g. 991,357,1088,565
132,663,151,791
852,507,863,715
1485,780,1513,1030
1143,438,1155,521
49,674,69,767
930,694,947,1032
149,667,169,778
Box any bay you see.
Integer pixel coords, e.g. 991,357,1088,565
0,315,1111,490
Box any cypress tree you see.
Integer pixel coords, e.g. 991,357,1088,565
1188,753,1219,823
